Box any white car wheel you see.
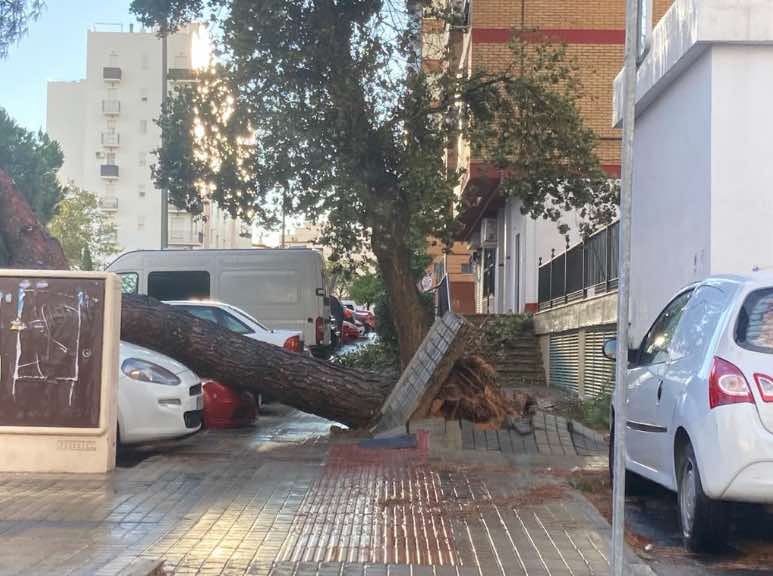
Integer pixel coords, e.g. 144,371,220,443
677,440,728,552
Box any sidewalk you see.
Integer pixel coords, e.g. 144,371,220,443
0,406,652,576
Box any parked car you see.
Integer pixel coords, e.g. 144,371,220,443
604,274,773,552
107,248,331,355
341,320,365,343
201,380,258,429
117,341,203,445
165,300,304,353
341,299,376,331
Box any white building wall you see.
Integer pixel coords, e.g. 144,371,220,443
46,81,86,187
710,45,773,276
47,23,247,256
628,50,712,344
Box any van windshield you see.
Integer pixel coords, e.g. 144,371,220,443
736,288,773,354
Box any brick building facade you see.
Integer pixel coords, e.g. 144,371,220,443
422,0,674,315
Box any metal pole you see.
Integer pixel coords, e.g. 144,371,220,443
160,23,169,249
611,0,639,571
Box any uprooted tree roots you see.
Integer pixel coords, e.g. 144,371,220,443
429,355,536,428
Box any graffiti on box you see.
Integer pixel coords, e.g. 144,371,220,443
0,277,105,428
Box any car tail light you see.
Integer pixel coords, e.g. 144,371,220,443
709,357,755,408
754,373,773,402
283,335,302,353
315,316,324,345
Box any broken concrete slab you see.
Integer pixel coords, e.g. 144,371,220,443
373,312,468,432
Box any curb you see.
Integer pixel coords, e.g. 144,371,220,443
567,419,608,445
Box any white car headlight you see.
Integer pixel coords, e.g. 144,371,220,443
121,358,181,386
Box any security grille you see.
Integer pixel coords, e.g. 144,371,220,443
549,331,580,394
584,325,617,398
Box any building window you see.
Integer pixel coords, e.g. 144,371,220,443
482,247,496,298
138,184,146,197
140,88,148,102
461,262,473,274
139,119,148,134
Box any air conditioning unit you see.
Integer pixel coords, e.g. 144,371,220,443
480,218,498,246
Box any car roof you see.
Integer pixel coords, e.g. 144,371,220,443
701,272,773,289
164,300,229,307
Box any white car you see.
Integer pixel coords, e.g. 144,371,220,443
165,300,305,352
118,341,203,445
605,273,773,551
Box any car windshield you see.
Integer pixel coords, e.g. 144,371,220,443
222,304,270,332
736,287,773,354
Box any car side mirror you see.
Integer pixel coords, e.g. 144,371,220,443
603,338,639,365
602,339,618,360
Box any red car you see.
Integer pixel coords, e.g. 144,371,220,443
341,320,365,343
202,380,258,429
353,309,376,331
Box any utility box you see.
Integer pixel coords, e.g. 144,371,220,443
0,271,121,473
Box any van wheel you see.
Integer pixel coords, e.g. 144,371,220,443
677,440,727,552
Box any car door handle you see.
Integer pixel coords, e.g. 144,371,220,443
657,380,663,403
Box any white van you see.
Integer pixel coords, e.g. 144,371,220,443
107,248,331,355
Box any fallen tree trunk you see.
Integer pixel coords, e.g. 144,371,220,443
121,295,392,428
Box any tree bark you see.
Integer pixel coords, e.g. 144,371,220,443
121,296,393,428
372,226,434,370
0,168,393,428
0,169,69,269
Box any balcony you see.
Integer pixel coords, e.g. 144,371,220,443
103,66,122,82
98,197,118,211
102,99,121,115
168,230,204,246
537,221,619,311
167,68,195,82
100,164,119,179
101,132,120,147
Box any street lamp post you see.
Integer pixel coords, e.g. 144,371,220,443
160,22,169,249
610,0,641,573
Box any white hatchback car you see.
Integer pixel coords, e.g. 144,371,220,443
606,274,773,551
165,300,305,353
118,341,203,445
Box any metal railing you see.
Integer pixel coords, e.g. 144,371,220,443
538,220,619,310
102,99,121,115
101,132,120,147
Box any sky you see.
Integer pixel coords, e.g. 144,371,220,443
0,0,137,132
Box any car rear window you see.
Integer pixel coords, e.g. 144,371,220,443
736,288,773,354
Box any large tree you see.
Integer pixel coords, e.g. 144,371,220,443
131,0,617,367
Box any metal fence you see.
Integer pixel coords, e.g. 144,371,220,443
538,221,619,310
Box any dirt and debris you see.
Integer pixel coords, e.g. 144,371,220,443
427,355,535,429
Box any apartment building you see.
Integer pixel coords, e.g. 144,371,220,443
47,23,250,255
422,0,675,396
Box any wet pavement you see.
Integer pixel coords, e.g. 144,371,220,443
623,480,773,575
0,403,770,575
